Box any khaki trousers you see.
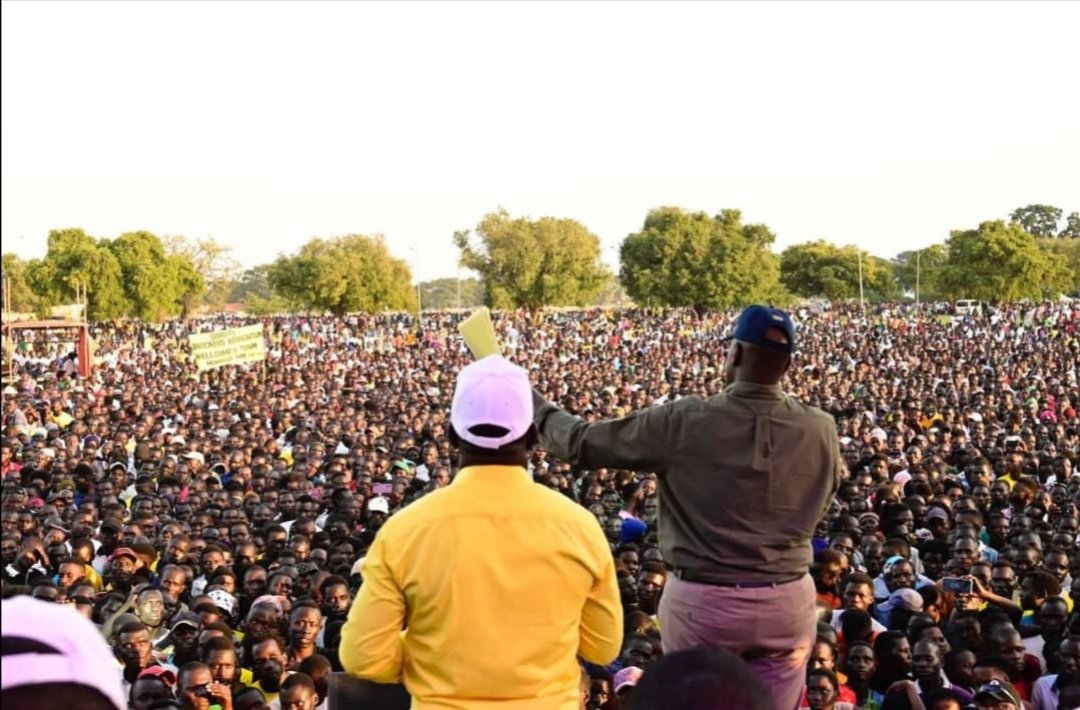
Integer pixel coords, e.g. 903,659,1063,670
658,573,817,710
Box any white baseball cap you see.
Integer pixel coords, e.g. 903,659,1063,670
367,496,390,515
1,596,126,709
451,355,533,449
206,589,236,616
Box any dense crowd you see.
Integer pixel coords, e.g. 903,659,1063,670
1,299,1079,710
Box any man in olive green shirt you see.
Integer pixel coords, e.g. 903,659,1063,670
533,305,841,710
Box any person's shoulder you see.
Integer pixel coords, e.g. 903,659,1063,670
375,488,451,534
783,394,831,418
1032,673,1056,690
784,395,836,428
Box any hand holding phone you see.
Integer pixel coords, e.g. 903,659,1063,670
941,576,973,595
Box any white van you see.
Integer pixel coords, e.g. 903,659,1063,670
955,299,981,315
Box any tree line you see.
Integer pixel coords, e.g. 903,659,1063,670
2,203,1077,320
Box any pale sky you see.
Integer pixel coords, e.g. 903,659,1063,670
2,1,1078,282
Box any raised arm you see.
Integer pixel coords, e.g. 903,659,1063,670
532,390,676,472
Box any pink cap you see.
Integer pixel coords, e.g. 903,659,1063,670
1,596,126,709
451,355,532,449
614,665,644,692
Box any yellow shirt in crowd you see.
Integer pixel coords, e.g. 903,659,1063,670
340,465,621,710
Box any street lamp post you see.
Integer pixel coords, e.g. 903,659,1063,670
916,250,921,308
857,250,865,317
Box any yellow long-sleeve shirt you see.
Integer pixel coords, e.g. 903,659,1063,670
340,465,622,710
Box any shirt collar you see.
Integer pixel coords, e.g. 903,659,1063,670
725,381,785,399
454,465,532,485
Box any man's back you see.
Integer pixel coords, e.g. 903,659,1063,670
536,380,840,586
340,465,621,710
657,382,841,584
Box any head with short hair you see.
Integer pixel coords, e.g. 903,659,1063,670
627,647,773,710
279,672,318,710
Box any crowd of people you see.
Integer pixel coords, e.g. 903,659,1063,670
1,299,1078,710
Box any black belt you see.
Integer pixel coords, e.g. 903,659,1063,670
669,567,803,588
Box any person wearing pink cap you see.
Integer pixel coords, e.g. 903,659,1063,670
1,595,127,709
340,355,621,709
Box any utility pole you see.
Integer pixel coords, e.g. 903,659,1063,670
915,250,921,308
858,250,865,318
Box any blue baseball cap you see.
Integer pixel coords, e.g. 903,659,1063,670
725,305,795,354
620,518,648,544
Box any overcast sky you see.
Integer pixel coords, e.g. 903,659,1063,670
2,1,1077,281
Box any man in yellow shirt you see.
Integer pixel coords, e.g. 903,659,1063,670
340,355,622,709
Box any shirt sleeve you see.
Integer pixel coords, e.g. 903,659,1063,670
821,419,843,520
577,524,623,665
338,532,405,683
533,390,675,472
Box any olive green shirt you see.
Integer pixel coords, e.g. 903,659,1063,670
534,381,841,585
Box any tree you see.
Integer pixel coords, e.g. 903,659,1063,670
162,235,238,312
592,272,632,306
1,253,39,314
936,220,1069,301
619,207,785,311
29,228,127,319
1060,211,1080,239
892,245,948,300
228,265,289,315
267,234,416,315
417,277,484,310
229,265,275,302
105,231,202,321
1037,238,1080,295
1010,204,1063,238
780,240,897,301
454,209,608,310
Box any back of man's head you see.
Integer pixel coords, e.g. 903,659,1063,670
628,648,774,710
1,596,126,710
449,355,537,465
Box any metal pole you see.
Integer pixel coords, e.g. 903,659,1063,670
915,250,921,308
858,250,865,317
457,267,461,310
411,245,422,330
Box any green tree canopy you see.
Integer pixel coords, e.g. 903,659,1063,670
1,253,40,313
1037,238,1080,295
1010,204,1063,238
267,234,416,316
105,230,202,320
418,277,484,310
937,220,1069,301
780,240,896,301
27,228,127,319
454,209,608,310
229,265,275,302
619,207,785,310
162,236,238,312
891,245,948,300
1060,211,1080,239
592,272,632,306
225,266,289,315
